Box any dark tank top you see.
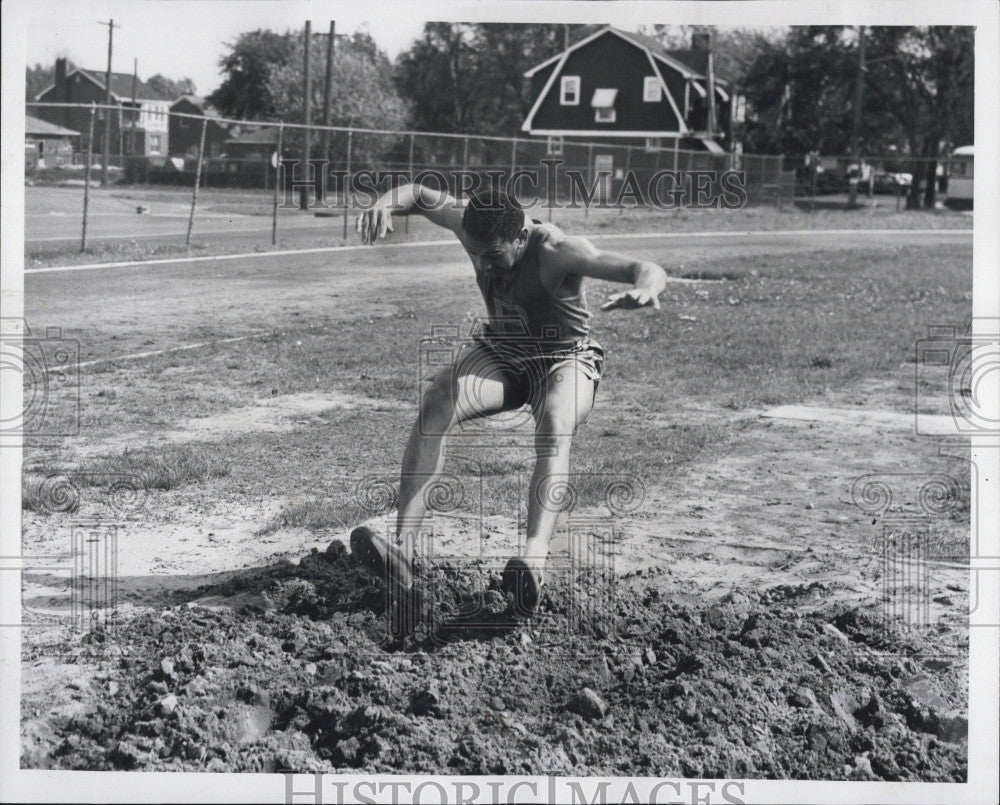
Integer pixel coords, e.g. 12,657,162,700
469,221,591,350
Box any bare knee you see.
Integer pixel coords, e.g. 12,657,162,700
535,407,578,441
419,376,457,434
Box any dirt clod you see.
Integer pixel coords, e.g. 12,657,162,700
566,688,607,720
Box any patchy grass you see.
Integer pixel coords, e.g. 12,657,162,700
21,474,79,514
86,445,230,490
82,445,230,490
257,497,372,537
24,236,971,548
22,445,230,513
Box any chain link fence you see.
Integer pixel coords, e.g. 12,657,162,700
25,101,798,259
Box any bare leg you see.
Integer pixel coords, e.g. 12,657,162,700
394,346,515,561
521,365,596,573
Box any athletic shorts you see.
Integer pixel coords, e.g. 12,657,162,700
456,335,605,410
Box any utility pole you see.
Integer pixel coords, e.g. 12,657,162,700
98,19,119,187
320,21,335,203
848,25,866,209
299,20,312,210
130,58,138,157
321,21,335,164
706,29,717,139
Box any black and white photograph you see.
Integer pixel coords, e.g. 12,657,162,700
1,1,998,803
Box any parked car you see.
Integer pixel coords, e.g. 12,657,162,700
871,171,912,194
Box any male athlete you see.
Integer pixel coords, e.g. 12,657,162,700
351,183,667,620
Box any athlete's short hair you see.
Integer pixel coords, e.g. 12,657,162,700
462,189,524,243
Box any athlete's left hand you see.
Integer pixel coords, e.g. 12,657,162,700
601,289,661,311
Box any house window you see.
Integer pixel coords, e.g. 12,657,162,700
560,76,580,105
643,76,662,102
591,88,618,123
644,137,661,152
546,136,564,156
149,134,161,155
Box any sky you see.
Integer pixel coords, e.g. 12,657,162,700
23,1,432,96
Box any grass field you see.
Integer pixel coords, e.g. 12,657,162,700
18,219,975,777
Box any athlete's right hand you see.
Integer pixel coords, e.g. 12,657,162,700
356,206,393,245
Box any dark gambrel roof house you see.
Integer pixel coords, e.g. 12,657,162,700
522,27,731,153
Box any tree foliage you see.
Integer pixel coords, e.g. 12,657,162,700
266,29,408,163
393,23,594,136
26,63,54,102
207,29,297,120
645,25,777,86
146,74,197,100
736,25,973,206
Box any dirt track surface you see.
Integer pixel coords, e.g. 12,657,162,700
21,541,968,779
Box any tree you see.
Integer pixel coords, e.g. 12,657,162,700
645,25,778,86
394,23,477,134
266,28,408,165
736,26,974,208
26,63,54,102
739,27,866,155
393,23,589,136
863,26,974,207
146,74,197,100
207,29,296,120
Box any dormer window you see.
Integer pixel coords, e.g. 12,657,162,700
591,88,618,123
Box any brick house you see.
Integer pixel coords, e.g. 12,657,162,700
169,95,230,159
33,58,172,160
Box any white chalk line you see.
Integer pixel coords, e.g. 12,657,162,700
49,332,273,373
26,229,972,275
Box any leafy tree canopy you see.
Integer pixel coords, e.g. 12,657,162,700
207,29,297,119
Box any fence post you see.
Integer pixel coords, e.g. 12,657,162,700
619,145,632,216
586,143,593,219
272,123,284,246
342,129,353,240
81,104,96,252
406,133,415,234
185,116,208,248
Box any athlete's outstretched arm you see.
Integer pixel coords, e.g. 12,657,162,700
356,182,465,244
539,234,669,311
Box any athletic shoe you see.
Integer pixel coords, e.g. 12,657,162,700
350,526,415,594
501,557,543,617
